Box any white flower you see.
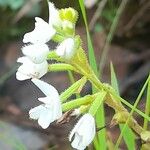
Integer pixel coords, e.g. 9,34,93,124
29,78,62,129
16,57,48,81
23,17,56,44
48,2,61,27
69,113,96,150
56,38,75,59
22,44,49,64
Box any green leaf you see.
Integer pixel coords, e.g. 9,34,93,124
89,91,106,116
115,75,150,149
78,0,98,76
110,62,135,150
111,92,150,121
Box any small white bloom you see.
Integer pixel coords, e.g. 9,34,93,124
22,44,49,64
69,113,96,150
16,57,48,81
56,38,75,59
23,17,56,44
29,78,62,129
48,2,61,27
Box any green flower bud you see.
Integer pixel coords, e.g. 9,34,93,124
59,8,78,24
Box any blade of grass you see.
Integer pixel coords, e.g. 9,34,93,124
143,75,150,130
115,75,150,149
111,92,150,121
89,0,107,31
110,62,135,150
78,0,106,149
99,0,129,77
78,0,98,76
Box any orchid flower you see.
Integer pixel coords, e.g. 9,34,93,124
16,57,48,81
69,113,96,150
23,17,56,44
22,44,49,64
23,2,61,44
29,78,62,129
56,38,75,59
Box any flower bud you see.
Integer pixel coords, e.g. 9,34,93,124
59,8,78,24
56,38,75,59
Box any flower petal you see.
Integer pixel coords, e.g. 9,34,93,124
38,107,53,129
22,44,49,64
48,2,61,26
69,114,96,150
31,78,59,99
56,38,75,59
23,17,56,44
16,57,48,80
16,71,30,81
29,105,45,120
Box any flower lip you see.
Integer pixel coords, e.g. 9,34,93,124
21,43,49,64
16,57,48,81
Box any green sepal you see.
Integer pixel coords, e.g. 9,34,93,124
89,91,107,116
60,76,87,102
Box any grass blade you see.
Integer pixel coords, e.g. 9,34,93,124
115,75,150,149
110,62,135,150
143,75,150,130
78,0,106,149
99,0,129,76
78,0,98,75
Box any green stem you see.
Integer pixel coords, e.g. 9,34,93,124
48,63,75,72
62,94,96,112
60,76,87,102
75,63,148,138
